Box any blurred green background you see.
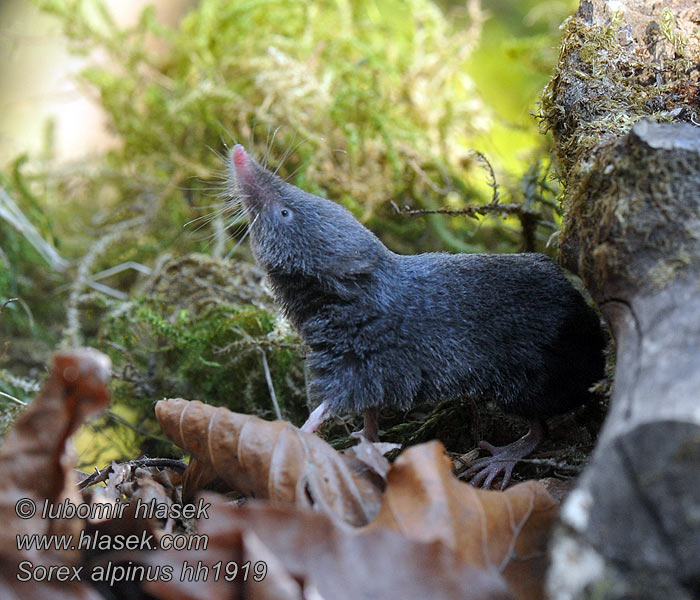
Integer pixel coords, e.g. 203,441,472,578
0,0,577,466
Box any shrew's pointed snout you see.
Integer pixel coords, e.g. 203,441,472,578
232,144,249,175
231,144,264,214
231,144,255,198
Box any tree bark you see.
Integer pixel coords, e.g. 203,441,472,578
541,1,700,598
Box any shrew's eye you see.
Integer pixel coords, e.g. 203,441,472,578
280,208,292,219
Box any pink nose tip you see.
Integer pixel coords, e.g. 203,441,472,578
232,144,248,170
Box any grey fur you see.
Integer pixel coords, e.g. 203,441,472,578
231,146,605,420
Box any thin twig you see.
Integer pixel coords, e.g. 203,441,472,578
90,261,153,281
104,409,158,437
77,466,111,490
63,214,148,347
211,211,227,259
259,348,282,420
0,187,69,272
77,458,189,490
471,149,500,205
391,200,526,219
0,298,18,313
0,390,25,405
85,280,128,300
392,150,540,233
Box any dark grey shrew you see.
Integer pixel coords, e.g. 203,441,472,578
230,144,605,489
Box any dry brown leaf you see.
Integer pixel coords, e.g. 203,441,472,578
79,499,162,600
146,494,512,600
365,441,559,600
145,510,304,600
181,457,229,502
341,437,394,480
241,531,304,600
0,348,111,551
156,398,384,526
0,562,103,600
0,348,111,600
144,499,246,600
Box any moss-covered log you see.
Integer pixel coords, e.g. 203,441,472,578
541,1,700,598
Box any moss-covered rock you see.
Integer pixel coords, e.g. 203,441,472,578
100,252,307,436
539,0,700,291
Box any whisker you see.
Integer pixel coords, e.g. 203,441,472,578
176,176,212,193
223,214,248,233
272,132,296,177
190,198,235,210
285,159,307,183
186,207,245,242
262,125,272,169
215,119,237,149
225,212,257,259
264,126,282,169
185,217,223,233
274,135,312,178
249,121,257,157
184,208,227,227
206,144,229,164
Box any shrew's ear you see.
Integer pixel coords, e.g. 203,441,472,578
334,252,378,277
321,251,380,299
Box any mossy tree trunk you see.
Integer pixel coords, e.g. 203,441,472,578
541,1,700,598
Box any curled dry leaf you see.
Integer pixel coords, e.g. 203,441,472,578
241,531,304,600
145,501,306,600
0,348,111,600
181,457,230,502
145,494,512,600
365,441,559,600
0,348,111,550
341,437,396,480
79,499,162,600
156,398,384,526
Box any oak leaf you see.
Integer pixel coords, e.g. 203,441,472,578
365,441,558,600
156,398,384,526
145,494,512,600
0,348,111,600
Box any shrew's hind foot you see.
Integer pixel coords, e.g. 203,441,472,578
349,409,380,443
460,418,545,490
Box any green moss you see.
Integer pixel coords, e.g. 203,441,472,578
87,267,304,458
95,253,307,446
538,3,699,291
0,402,24,440
660,7,686,54
103,297,301,410
18,0,566,258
